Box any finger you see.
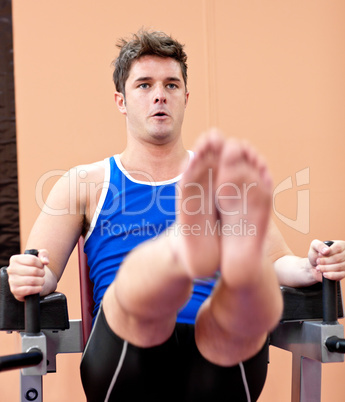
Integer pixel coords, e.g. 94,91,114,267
317,261,345,274
13,254,43,268
310,239,332,256
8,274,45,301
38,249,49,265
308,240,325,266
317,253,345,266
9,272,45,287
326,241,345,255
9,251,48,270
8,262,46,277
10,285,44,302
317,243,345,266
323,271,345,281
8,253,34,268
8,262,46,285
319,240,345,257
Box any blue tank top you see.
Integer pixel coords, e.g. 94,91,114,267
84,155,217,324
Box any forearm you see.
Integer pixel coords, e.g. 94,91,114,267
41,266,58,296
274,255,318,287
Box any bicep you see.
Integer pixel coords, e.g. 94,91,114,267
25,172,85,282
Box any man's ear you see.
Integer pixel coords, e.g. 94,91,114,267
185,91,190,107
114,91,127,115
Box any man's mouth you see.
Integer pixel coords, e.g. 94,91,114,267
151,111,169,118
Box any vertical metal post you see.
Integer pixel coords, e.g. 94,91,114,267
21,249,44,401
300,357,321,401
291,355,322,402
20,373,42,402
289,240,338,402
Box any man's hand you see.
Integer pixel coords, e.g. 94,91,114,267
7,250,50,301
308,240,345,282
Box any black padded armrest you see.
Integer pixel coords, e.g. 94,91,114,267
280,282,344,322
2,265,343,330
0,266,69,331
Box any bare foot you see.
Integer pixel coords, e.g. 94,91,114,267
170,130,224,278
216,140,273,287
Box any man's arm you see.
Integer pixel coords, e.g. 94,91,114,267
266,219,345,287
7,163,99,301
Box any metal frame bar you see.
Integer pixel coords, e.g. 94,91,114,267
270,320,344,401
17,317,345,402
18,320,83,402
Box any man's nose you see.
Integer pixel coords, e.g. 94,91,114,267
153,84,167,103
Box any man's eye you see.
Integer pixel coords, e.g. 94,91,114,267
167,84,177,89
139,83,149,89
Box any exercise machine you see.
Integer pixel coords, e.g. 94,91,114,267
0,240,344,401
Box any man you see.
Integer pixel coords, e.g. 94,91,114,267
8,31,345,401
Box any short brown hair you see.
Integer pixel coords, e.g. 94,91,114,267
112,30,188,95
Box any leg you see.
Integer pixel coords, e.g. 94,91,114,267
103,131,224,347
81,304,182,402
195,140,283,366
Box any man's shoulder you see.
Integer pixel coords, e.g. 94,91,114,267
71,159,108,184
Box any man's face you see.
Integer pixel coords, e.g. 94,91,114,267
118,55,189,145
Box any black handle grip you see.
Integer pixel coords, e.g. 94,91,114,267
0,349,43,372
325,336,345,354
24,249,41,335
322,241,338,324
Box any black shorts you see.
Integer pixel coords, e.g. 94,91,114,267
80,304,269,402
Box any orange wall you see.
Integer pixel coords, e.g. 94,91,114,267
1,0,345,400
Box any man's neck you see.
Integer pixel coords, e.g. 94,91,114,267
119,138,189,182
